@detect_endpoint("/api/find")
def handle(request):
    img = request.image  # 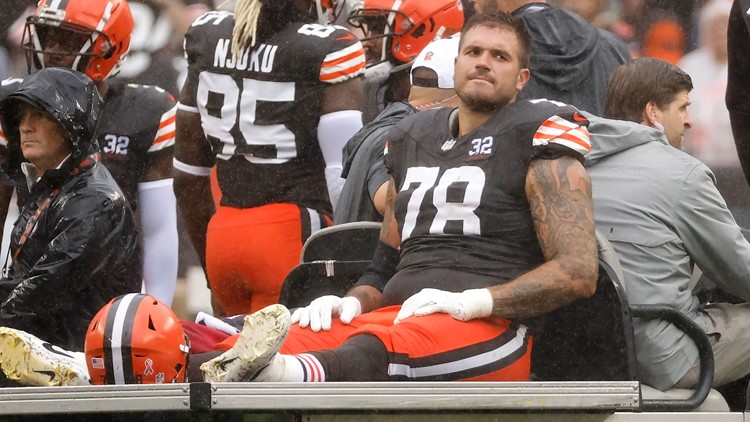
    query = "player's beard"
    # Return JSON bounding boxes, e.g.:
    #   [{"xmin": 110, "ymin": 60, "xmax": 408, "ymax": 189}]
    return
[{"xmin": 460, "ymin": 91, "xmax": 514, "ymax": 115}]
